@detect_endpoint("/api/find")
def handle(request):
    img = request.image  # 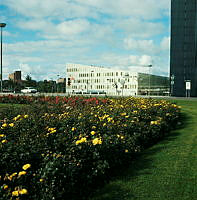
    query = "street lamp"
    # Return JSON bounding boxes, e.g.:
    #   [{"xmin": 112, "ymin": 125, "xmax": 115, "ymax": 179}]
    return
[
  {"xmin": 120, "ymin": 79, "xmax": 125, "ymax": 97},
  {"xmin": 0, "ymin": 23, "xmax": 6, "ymax": 93},
  {"xmin": 107, "ymin": 78, "xmax": 118, "ymax": 96},
  {"xmin": 87, "ymin": 70, "xmax": 94, "ymax": 94},
  {"xmin": 140, "ymin": 64, "xmax": 152, "ymax": 96},
  {"xmin": 147, "ymin": 64, "xmax": 152, "ymax": 96},
  {"xmin": 57, "ymin": 74, "xmax": 60, "ymax": 93}
]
